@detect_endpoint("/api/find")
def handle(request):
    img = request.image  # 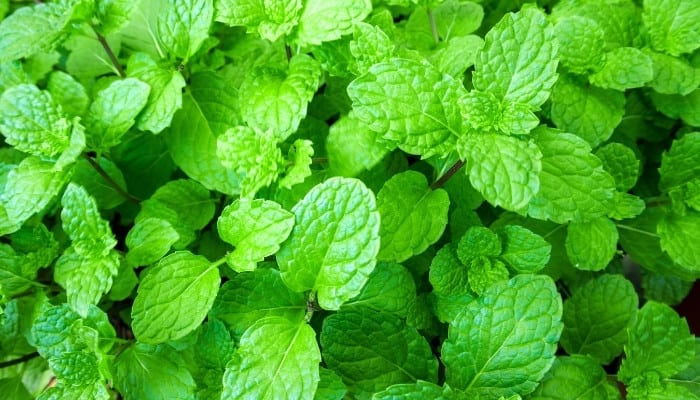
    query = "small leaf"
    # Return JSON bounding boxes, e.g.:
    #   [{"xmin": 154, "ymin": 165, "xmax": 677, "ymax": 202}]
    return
[
  {"xmin": 553, "ymin": 16, "xmax": 606, "ymax": 75},
  {"xmin": 156, "ymin": 0, "xmax": 214, "ymax": 60},
  {"xmin": 497, "ymin": 225, "xmax": 551, "ymax": 273},
  {"xmin": 565, "ymin": 217, "xmax": 619, "ymax": 271},
  {"xmin": 342, "ymin": 262, "xmax": 416, "ymax": 317},
  {"xmin": 0, "ymin": 3, "xmax": 73, "ymax": 62},
  {"xmin": 589, "ymin": 47, "xmax": 653, "ymax": 91},
  {"xmin": 293, "ymin": 0, "xmax": 372, "ymax": 46},
  {"xmin": 61, "ymin": 183, "xmax": 117, "ymax": 258},
  {"xmin": 125, "ymin": 218, "xmax": 180, "ymax": 267},
  {"xmin": 643, "ymin": 0, "xmax": 700, "ymax": 56},
  {"xmin": 529, "ymin": 355, "xmax": 615, "ymax": 400}
]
